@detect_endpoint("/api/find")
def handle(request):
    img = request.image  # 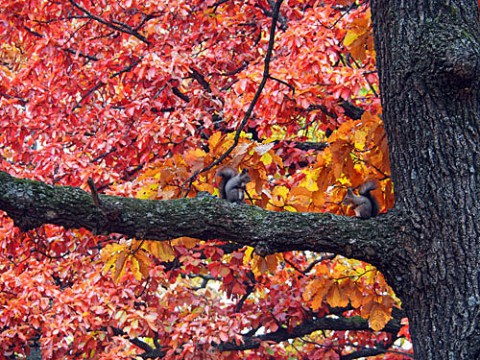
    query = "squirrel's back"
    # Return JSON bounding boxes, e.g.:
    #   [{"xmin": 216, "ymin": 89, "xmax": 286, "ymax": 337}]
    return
[
  {"xmin": 218, "ymin": 167, "xmax": 238, "ymax": 199},
  {"xmin": 358, "ymin": 181, "xmax": 380, "ymax": 217}
]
